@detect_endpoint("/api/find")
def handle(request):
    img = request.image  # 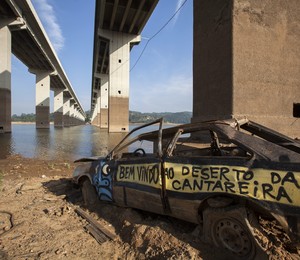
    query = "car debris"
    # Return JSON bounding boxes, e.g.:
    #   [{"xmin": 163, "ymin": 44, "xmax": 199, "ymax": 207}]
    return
[
  {"xmin": 73, "ymin": 118, "xmax": 300, "ymax": 258},
  {"xmin": 75, "ymin": 208, "xmax": 116, "ymax": 243}
]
